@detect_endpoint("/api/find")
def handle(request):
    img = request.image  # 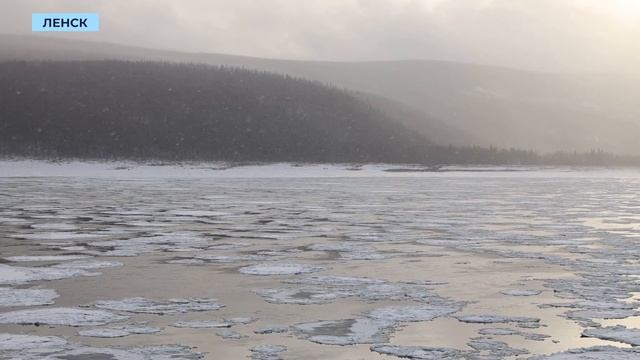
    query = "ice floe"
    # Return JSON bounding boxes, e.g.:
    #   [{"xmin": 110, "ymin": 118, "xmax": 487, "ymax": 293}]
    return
[
  {"xmin": 239, "ymin": 263, "xmax": 326, "ymax": 276},
  {"xmin": 165, "ymin": 258, "xmax": 206, "ymax": 265},
  {"xmin": 339, "ymin": 250, "xmax": 391, "ymax": 260},
  {"xmin": 192, "ymin": 254, "xmax": 270, "ymax": 263},
  {"xmin": 541, "ymin": 299, "xmax": 640, "ymax": 326},
  {"xmin": 477, "ymin": 327, "xmax": 520, "ymax": 336},
  {"xmin": 562, "ymin": 308, "xmax": 639, "ymax": 328},
  {"xmin": 250, "ymin": 344, "xmax": 286, "ymax": 360},
  {"xmin": 254, "ymin": 326, "xmax": 289, "ymax": 334},
  {"xmin": 91, "ymin": 297, "xmax": 223, "ymax": 314},
  {"xmin": 206, "ymin": 242, "xmax": 253, "ymax": 250},
  {"xmin": 306, "ymin": 243, "xmax": 371, "ymax": 252},
  {"xmin": 52, "ymin": 259, "xmax": 123, "ymax": 270},
  {"xmin": 12, "ymin": 232, "xmax": 107, "ymax": 241},
  {"xmin": 478, "ymin": 327, "xmax": 550, "ymax": 341},
  {"xmin": 0, "ymin": 288, "xmax": 203, "ymax": 359},
  {"xmin": 294, "ymin": 301, "xmax": 463, "ymax": 346},
  {"xmin": 455, "ymin": 314, "xmax": 540, "ymax": 325},
  {"xmin": 57, "ymin": 245, "xmax": 88, "ymax": 251},
  {"xmin": 216, "ymin": 329, "xmax": 246, "ymax": 339},
  {"xmin": 7, "ymin": 343, "xmax": 203, "ymax": 360},
  {"xmin": 293, "ymin": 318, "xmax": 393, "ymax": 345},
  {"xmin": 30, "ymin": 223, "xmax": 78, "ymax": 231},
  {"xmin": 370, "ymin": 344, "xmax": 466, "ymax": 359},
  {"xmin": 0, "ymin": 287, "xmax": 59, "ymax": 307},
  {"xmin": 306, "ymin": 242, "xmax": 394, "ymax": 260},
  {"xmin": 366, "ymin": 304, "xmax": 462, "ymax": 322},
  {"xmin": 0, "ymin": 264, "xmax": 93, "ymax": 285},
  {"xmin": 256, "ymin": 275, "xmax": 449, "ymax": 305},
  {"xmin": 169, "ymin": 210, "xmax": 227, "ymax": 217},
  {"xmin": 530, "ymin": 346, "xmax": 640, "ymax": 359},
  {"xmin": 467, "ymin": 337, "xmax": 528, "ymax": 357},
  {"xmin": 0, "ymin": 307, "xmax": 128, "ymax": 326},
  {"xmin": 79, "ymin": 324, "xmax": 161, "ymax": 338},
  {"xmin": 4, "ymin": 255, "xmax": 92, "ymax": 262},
  {"xmin": 500, "ymin": 289, "xmax": 542, "ymax": 296},
  {"xmin": 256, "ymin": 287, "xmax": 348, "ymax": 305},
  {"xmin": 0, "ymin": 217, "xmax": 29, "ymax": 225},
  {"xmin": 289, "ymin": 275, "xmax": 385, "ymax": 286},
  {"xmin": 87, "ymin": 233, "xmax": 211, "ymax": 257},
  {"xmin": 223, "ymin": 316, "xmax": 256, "ymax": 325},
  {"xmin": 582, "ymin": 325, "xmax": 640, "ymax": 346},
  {"xmin": 0, "ymin": 333, "xmax": 68, "ymax": 351},
  {"xmin": 172, "ymin": 320, "xmax": 231, "ymax": 328}
]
